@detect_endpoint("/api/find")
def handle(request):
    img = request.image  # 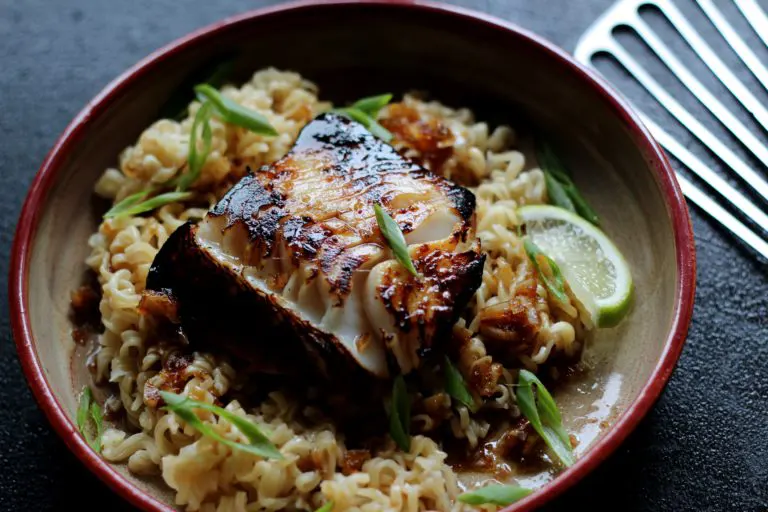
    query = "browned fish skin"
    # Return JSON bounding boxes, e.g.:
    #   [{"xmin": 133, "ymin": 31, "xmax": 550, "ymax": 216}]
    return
[
  {"xmin": 208, "ymin": 113, "xmax": 476, "ymax": 301},
  {"xmin": 145, "ymin": 113, "xmax": 484, "ymax": 380},
  {"xmin": 144, "ymin": 223, "xmax": 317, "ymax": 377}
]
